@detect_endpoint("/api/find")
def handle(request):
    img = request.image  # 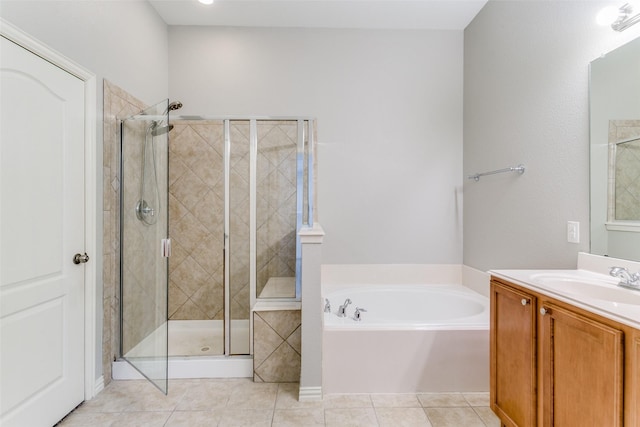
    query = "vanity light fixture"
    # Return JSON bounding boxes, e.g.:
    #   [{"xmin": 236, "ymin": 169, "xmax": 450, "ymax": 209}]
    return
[
  {"xmin": 611, "ymin": 3, "xmax": 640, "ymax": 31},
  {"xmin": 198, "ymin": 0, "xmax": 214, "ymax": 5}
]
